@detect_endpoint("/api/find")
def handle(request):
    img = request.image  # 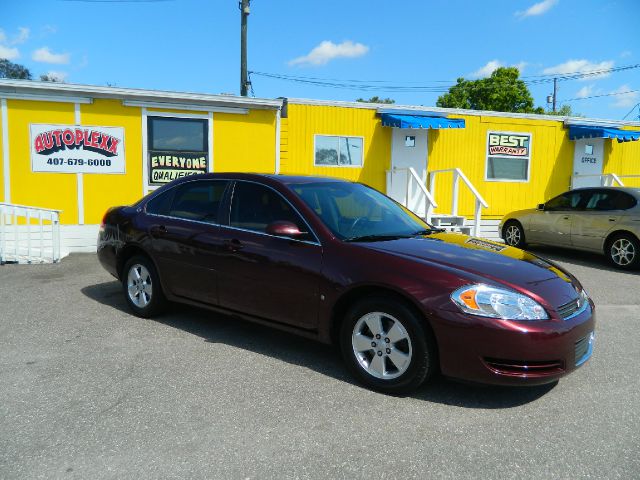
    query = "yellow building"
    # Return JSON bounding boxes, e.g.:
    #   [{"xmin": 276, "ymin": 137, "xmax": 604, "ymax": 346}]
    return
[{"xmin": 1, "ymin": 79, "xmax": 639, "ymax": 257}]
